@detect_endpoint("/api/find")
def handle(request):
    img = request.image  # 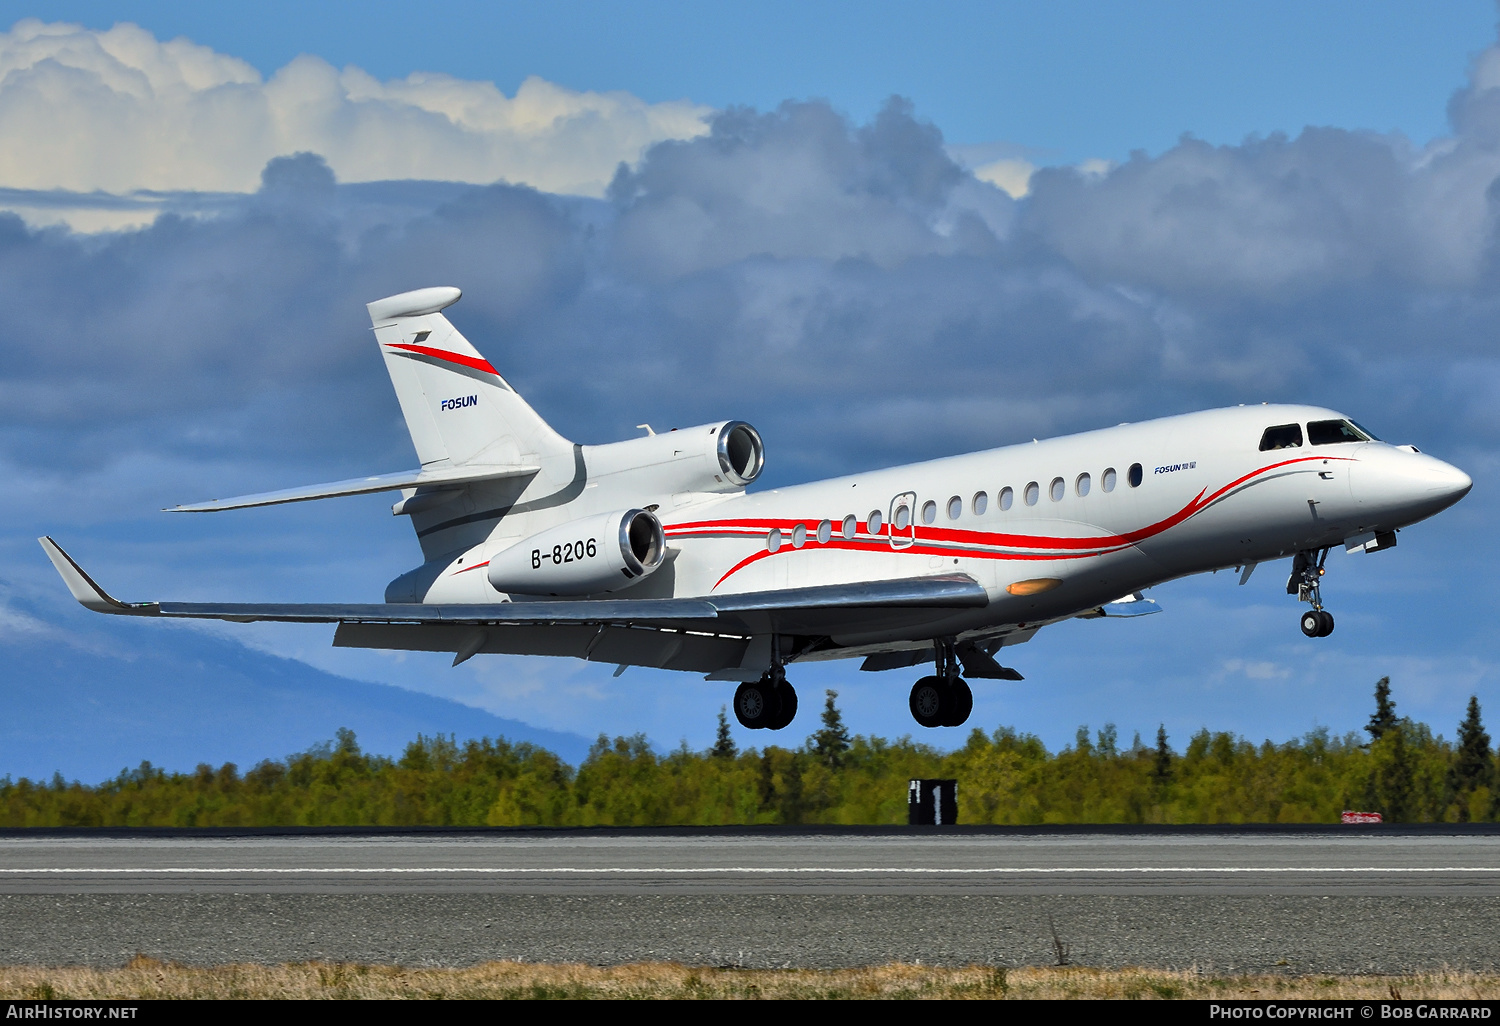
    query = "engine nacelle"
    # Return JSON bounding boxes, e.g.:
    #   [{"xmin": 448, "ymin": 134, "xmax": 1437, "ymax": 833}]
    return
[
  {"xmin": 486, "ymin": 509, "xmax": 666, "ymax": 596},
  {"xmin": 585, "ymin": 420, "xmax": 765, "ymax": 496}
]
